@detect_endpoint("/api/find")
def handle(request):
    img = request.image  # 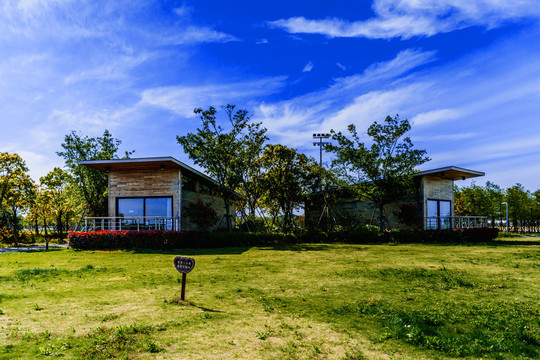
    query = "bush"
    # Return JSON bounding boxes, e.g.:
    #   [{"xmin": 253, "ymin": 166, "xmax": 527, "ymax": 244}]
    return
[
  {"xmin": 67, "ymin": 230, "xmax": 302, "ymax": 250},
  {"xmin": 68, "ymin": 227, "xmax": 499, "ymax": 250}
]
